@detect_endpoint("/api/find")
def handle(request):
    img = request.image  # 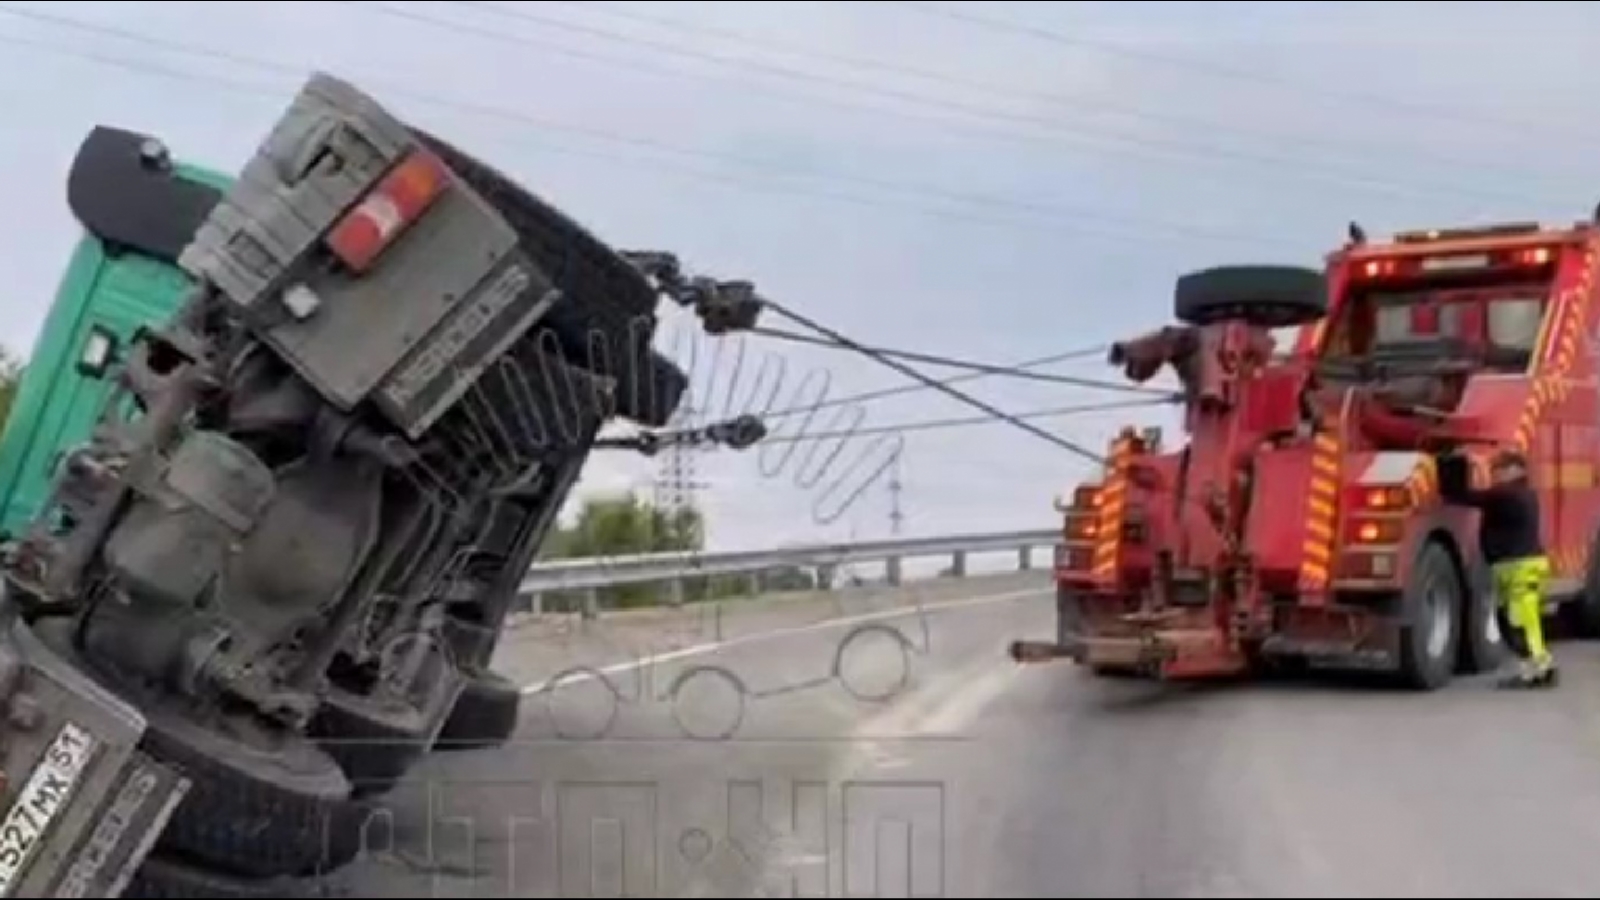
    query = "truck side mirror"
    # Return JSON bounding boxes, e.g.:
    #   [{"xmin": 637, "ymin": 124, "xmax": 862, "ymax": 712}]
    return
[{"xmin": 76, "ymin": 325, "xmax": 119, "ymax": 379}]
